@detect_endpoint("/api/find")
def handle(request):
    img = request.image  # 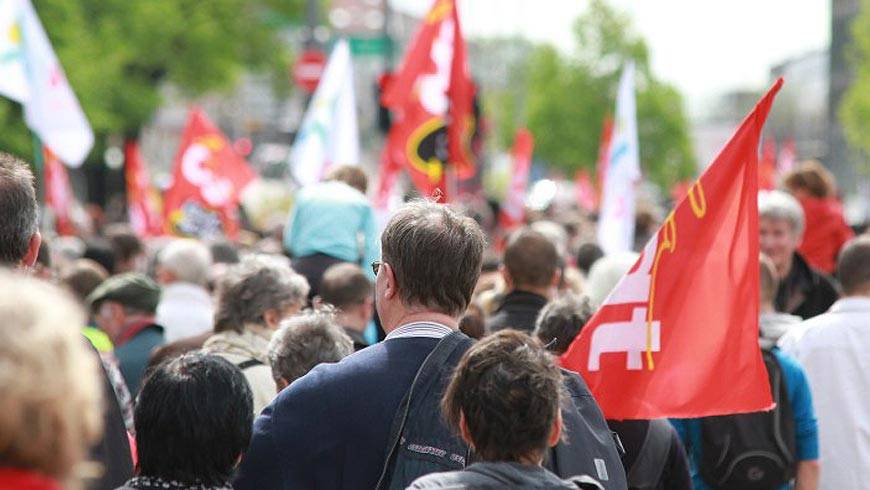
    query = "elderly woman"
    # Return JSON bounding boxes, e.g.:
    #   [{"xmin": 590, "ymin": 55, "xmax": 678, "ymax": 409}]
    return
[
  {"xmin": 0, "ymin": 272, "xmax": 103, "ymax": 490},
  {"xmin": 759, "ymin": 190, "xmax": 838, "ymax": 319},
  {"xmin": 267, "ymin": 307, "xmax": 354, "ymax": 391},
  {"xmin": 115, "ymin": 353, "xmax": 253, "ymax": 490},
  {"xmin": 203, "ymin": 255, "xmax": 309, "ymax": 414}
]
